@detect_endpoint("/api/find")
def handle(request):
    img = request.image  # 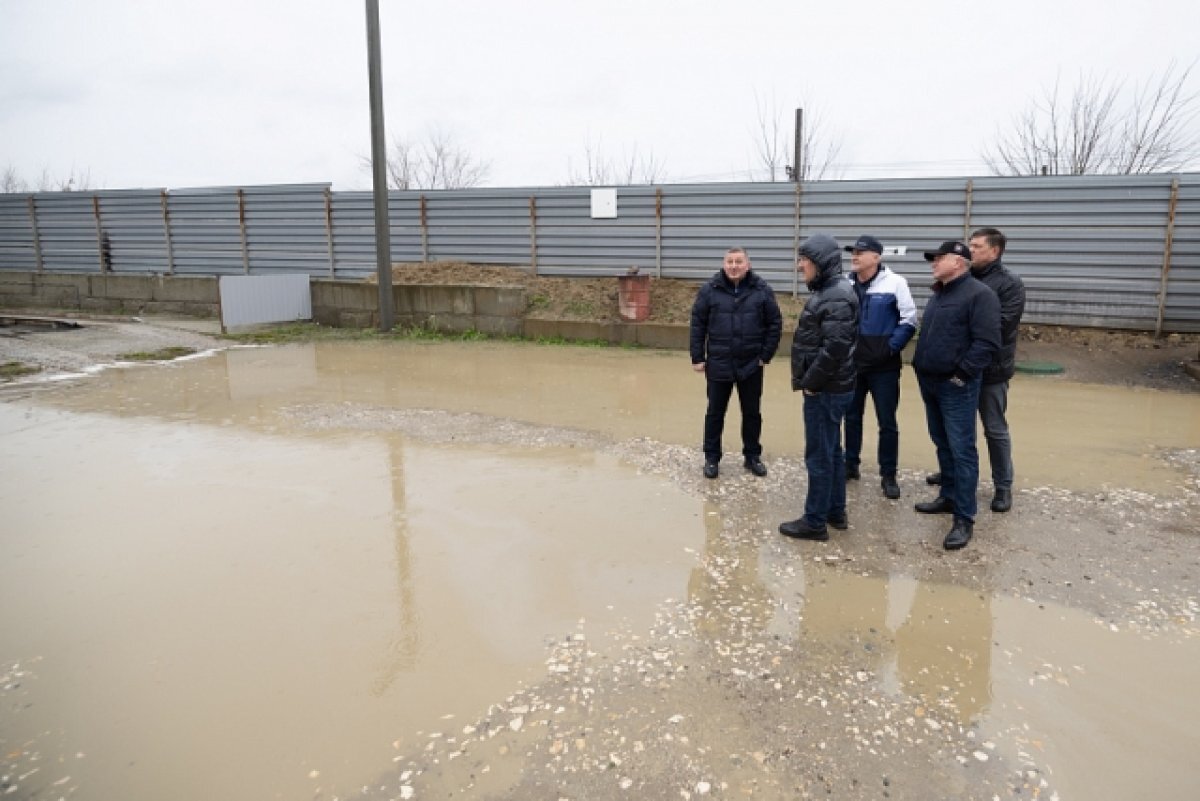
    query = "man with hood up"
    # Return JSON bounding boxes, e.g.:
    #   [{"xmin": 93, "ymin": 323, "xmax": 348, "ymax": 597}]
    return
[{"xmin": 779, "ymin": 234, "xmax": 860, "ymax": 541}]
